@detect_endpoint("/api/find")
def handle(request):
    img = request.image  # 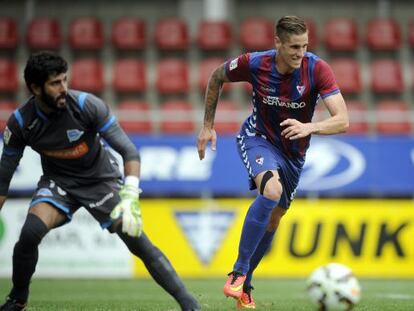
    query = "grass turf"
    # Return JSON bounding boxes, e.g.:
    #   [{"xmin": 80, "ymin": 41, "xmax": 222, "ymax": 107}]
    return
[{"xmin": 1, "ymin": 278, "xmax": 413, "ymax": 310}]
